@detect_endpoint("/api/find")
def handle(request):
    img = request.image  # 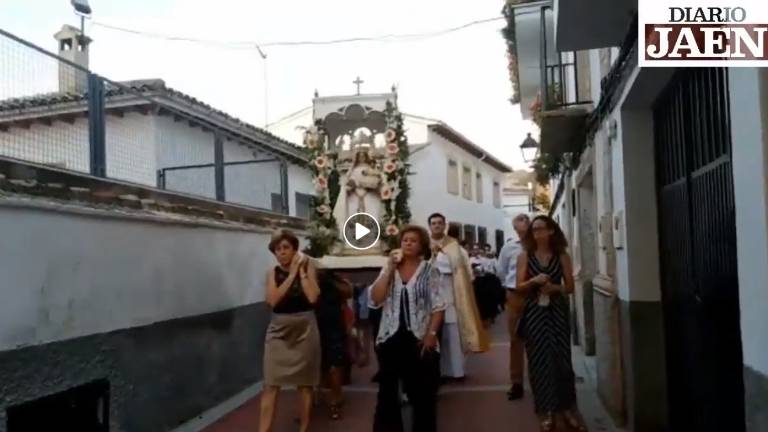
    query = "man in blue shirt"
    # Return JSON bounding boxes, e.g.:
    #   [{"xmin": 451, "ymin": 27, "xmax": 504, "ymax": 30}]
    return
[{"xmin": 496, "ymin": 213, "xmax": 531, "ymax": 400}]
